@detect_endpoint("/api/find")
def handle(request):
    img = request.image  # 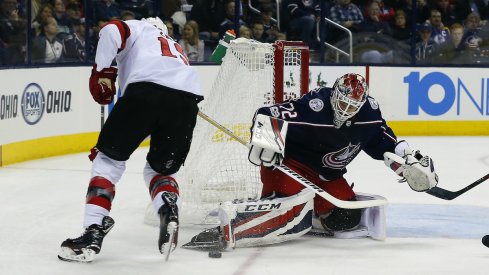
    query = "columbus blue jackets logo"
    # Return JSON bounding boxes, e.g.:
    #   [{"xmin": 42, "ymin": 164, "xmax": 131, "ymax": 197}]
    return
[
  {"xmin": 309, "ymin": 98, "xmax": 324, "ymax": 112},
  {"xmin": 322, "ymin": 143, "xmax": 361, "ymax": 169}
]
